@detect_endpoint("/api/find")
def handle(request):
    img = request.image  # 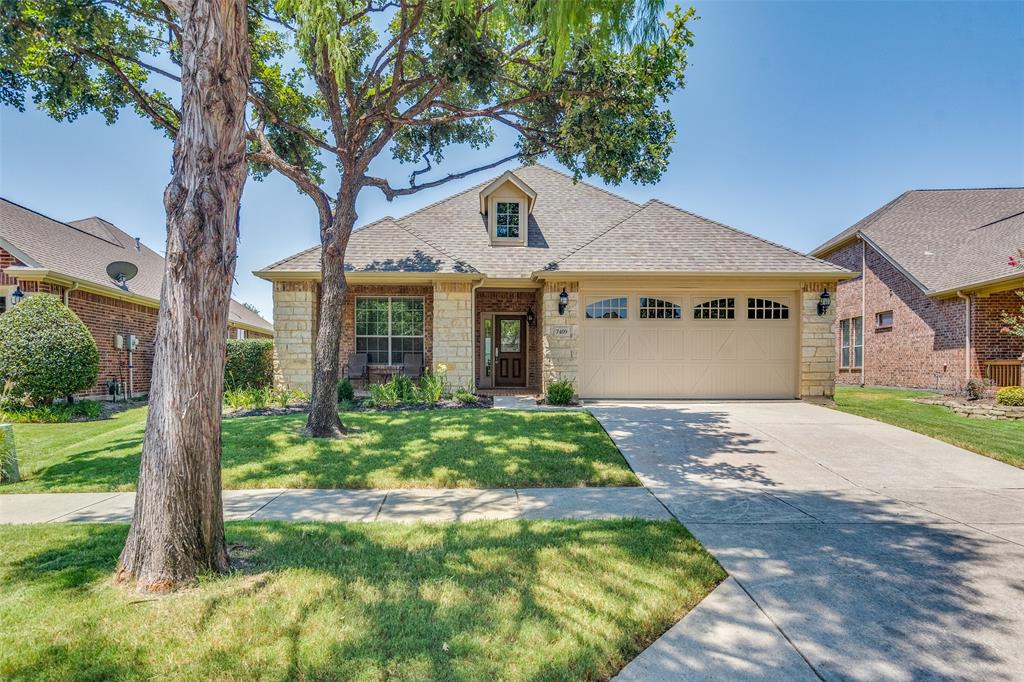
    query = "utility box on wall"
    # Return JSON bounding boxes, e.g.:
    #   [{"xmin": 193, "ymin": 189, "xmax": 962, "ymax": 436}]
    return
[
  {"xmin": 114, "ymin": 334, "xmax": 124, "ymax": 350},
  {"xmin": 126, "ymin": 335, "xmax": 139, "ymax": 351}
]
